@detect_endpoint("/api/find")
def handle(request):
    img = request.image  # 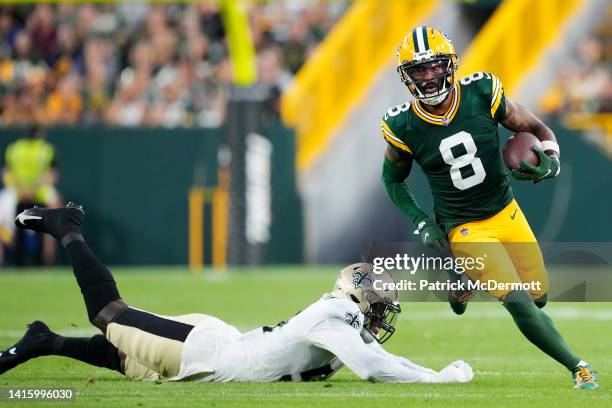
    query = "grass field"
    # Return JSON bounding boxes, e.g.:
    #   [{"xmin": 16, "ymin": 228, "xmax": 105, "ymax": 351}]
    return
[{"xmin": 0, "ymin": 266, "xmax": 609, "ymax": 407}]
